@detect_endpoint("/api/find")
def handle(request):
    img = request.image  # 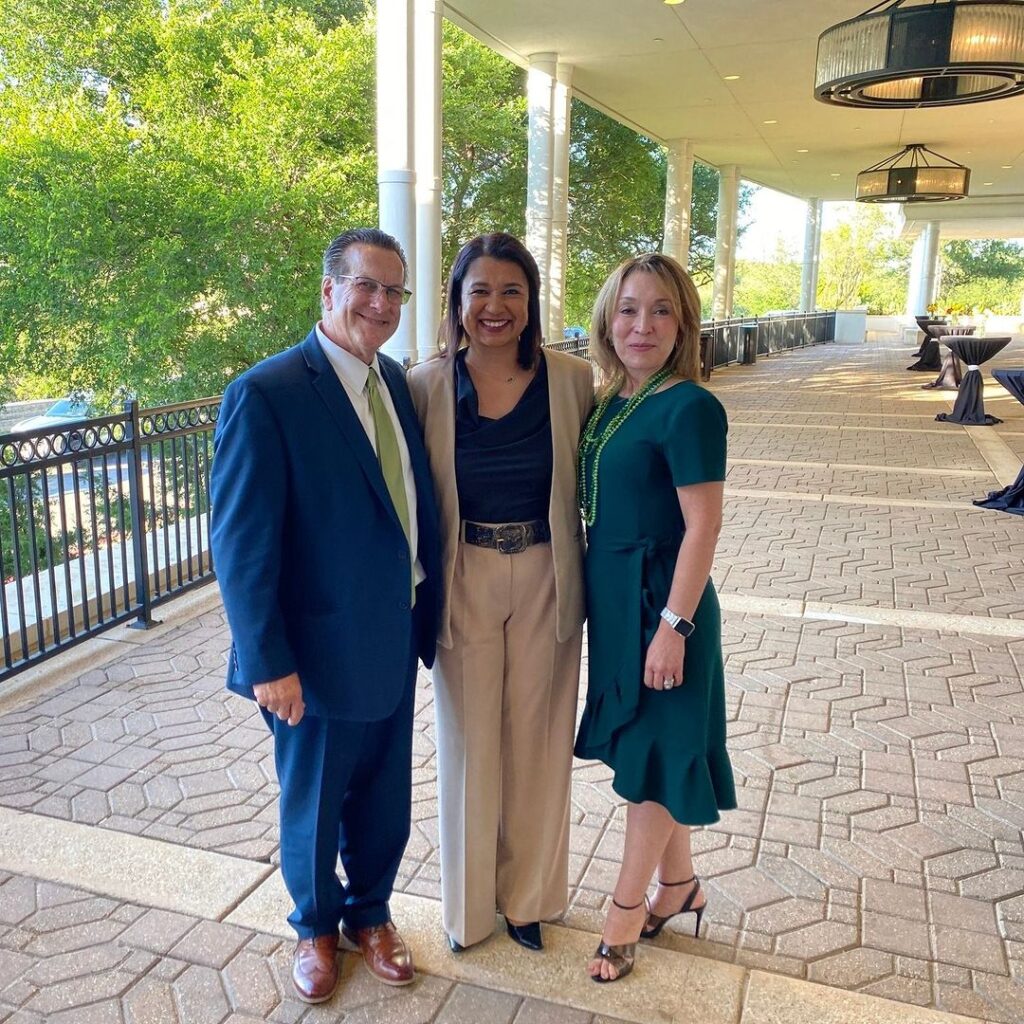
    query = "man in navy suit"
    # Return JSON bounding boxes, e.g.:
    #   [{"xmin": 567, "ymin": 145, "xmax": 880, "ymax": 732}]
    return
[{"xmin": 211, "ymin": 228, "xmax": 441, "ymax": 1004}]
